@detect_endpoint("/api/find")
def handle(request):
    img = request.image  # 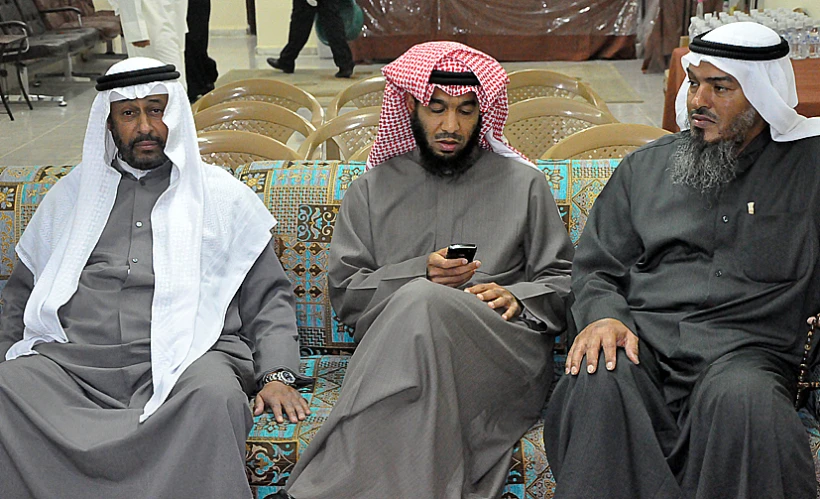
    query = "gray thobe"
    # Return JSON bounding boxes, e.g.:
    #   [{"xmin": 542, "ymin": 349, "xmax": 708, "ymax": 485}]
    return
[
  {"xmin": 0, "ymin": 161, "xmax": 300, "ymax": 498},
  {"xmin": 286, "ymin": 149, "xmax": 574, "ymax": 499},
  {"xmin": 545, "ymin": 130, "xmax": 820, "ymax": 499}
]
